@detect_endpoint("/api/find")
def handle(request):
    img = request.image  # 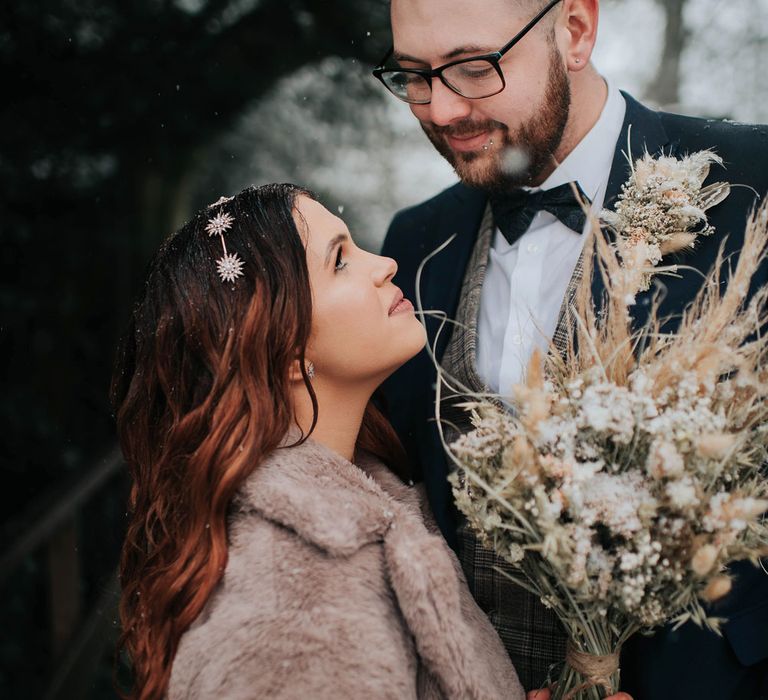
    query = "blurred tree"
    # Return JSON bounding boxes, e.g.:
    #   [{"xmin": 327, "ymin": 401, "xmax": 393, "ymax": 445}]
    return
[
  {"xmin": 646, "ymin": 0, "xmax": 689, "ymax": 106},
  {"xmin": 601, "ymin": 0, "xmax": 768, "ymax": 120},
  {"xmin": 681, "ymin": 0, "xmax": 768, "ymax": 122}
]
